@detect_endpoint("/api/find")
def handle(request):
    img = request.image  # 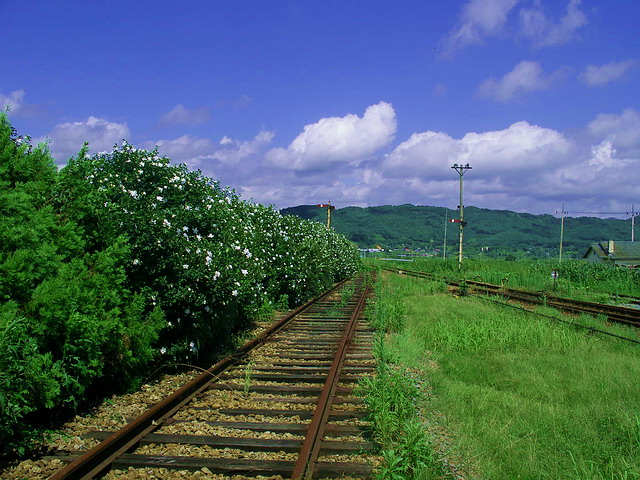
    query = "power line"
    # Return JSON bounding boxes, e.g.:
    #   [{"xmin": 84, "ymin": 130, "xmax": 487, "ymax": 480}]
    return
[{"xmin": 451, "ymin": 163, "xmax": 472, "ymax": 269}]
